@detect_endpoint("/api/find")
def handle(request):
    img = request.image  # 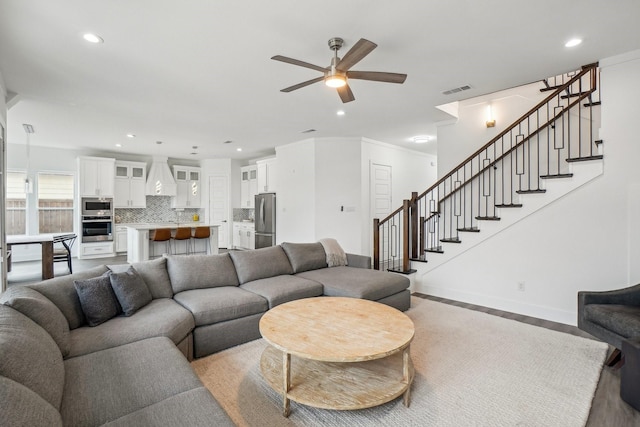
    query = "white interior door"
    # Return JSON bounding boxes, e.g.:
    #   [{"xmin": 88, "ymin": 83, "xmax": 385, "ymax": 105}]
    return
[
  {"xmin": 370, "ymin": 163, "xmax": 392, "ymax": 264},
  {"xmin": 209, "ymin": 175, "xmax": 229, "ymax": 248}
]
